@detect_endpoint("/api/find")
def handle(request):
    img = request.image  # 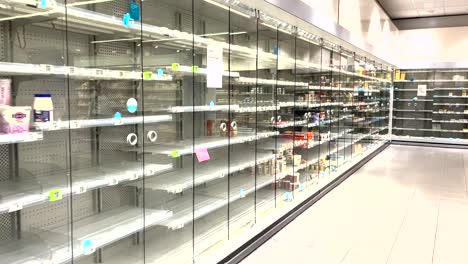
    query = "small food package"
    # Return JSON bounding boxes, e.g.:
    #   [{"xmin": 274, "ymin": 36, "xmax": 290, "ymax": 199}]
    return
[
  {"xmin": 293, "ymin": 155, "xmax": 302, "ymax": 166},
  {"xmin": 286, "ymin": 173, "xmax": 300, "ymax": 184},
  {"xmin": 0, "ymin": 79, "xmax": 11, "ymax": 105},
  {"xmin": 276, "ymin": 157, "xmax": 287, "ymax": 173},
  {"xmin": 0, "ymin": 105, "xmax": 31, "ymax": 134},
  {"xmin": 0, "ymin": 106, "xmax": 31, "ymax": 134}
]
